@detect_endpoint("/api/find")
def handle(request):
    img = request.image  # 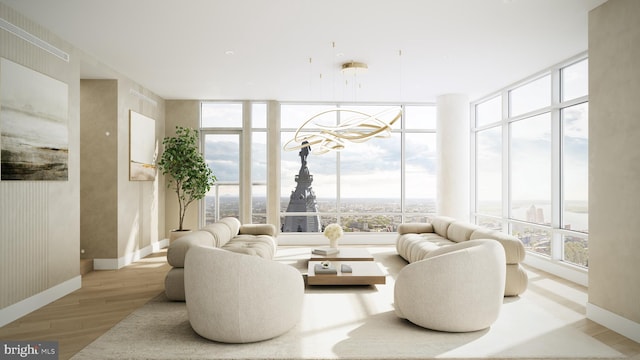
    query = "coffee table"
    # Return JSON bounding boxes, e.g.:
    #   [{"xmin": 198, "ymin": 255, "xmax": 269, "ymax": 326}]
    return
[
  {"xmin": 309, "ymin": 247, "xmax": 374, "ymax": 261},
  {"xmin": 307, "ymin": 260, "xmax": 386, "ymax": 286}
]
